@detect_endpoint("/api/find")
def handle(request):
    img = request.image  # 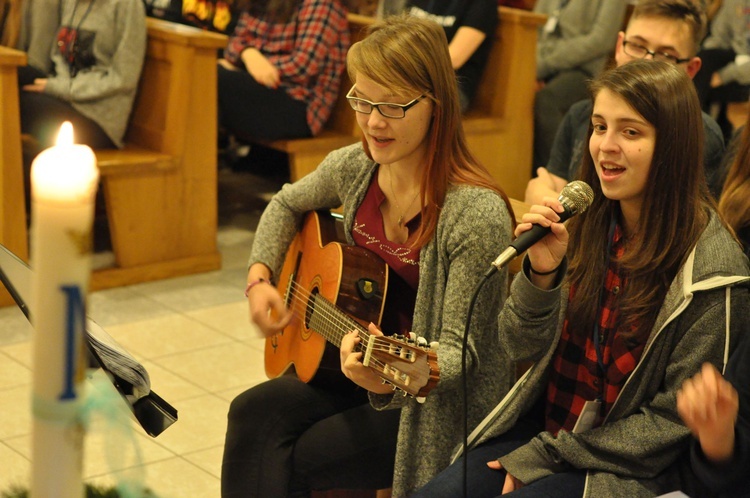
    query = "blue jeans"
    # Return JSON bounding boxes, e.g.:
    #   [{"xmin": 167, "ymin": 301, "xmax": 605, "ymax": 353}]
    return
[{"xmin": 411, "ymin": 419, "xmax": 585, "ymax": 498}]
